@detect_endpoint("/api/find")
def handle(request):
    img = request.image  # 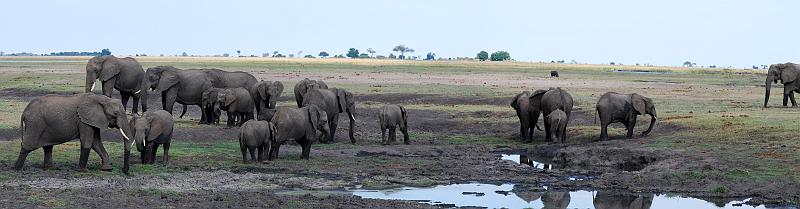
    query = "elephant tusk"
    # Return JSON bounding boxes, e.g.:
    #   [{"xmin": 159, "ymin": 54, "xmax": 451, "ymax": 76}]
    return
[
  {"xmin": 350, "ymin": 114, "xmax": 356, "ymax": 121},
  {"xmin": 119, "ymin": 129, "xmax": 130, "ymax": 140},
  {"xmin": 135, "ymin": 90, "xmax": 141, "ymax": 94},
  {"xmin": 653, "ymin": 116, "xmax": 658, "ymax": 120},
  {"xmin": 90, "ymin": 82, "xmax": 96, "ymax": 92}
]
